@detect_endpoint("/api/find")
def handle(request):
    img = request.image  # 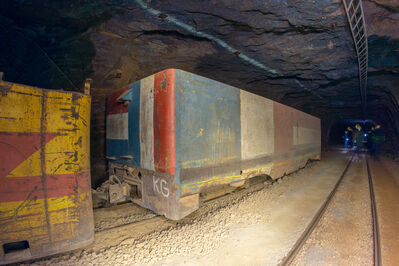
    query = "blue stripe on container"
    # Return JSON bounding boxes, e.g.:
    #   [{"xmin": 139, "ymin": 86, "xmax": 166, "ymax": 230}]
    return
[
  {"xmin": 128, "ymin": 81, "xmax": 141, "ymax": 167},
  {"xmin": 174, "ymin": 69, "xmax": 241, "ymax": 185},
  {"xmin": 106, "ymin": 139, "xmax": 130, "ymax": 165}
]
